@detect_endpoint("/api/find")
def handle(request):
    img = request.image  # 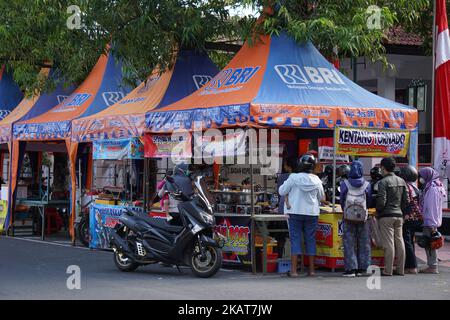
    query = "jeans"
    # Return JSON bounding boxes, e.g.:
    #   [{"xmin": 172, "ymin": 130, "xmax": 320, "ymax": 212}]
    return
[
  {"xmin": 343, "ymin": 221, "xmax": 371, "ymax": 271},
  {"xmin": 423, "ymin": 227, "xmax": 438, "ymax": 267},
  {"xmin": 379, "ymin": 217, "xmax": 406, "ymax": 275},
  {"xmin": 288, "ymin": 214, "xmax": 318, "ymax": 256},
  {"xmin": 403, "ymin": 220, "xmax": 422, "ymax": 269}
]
